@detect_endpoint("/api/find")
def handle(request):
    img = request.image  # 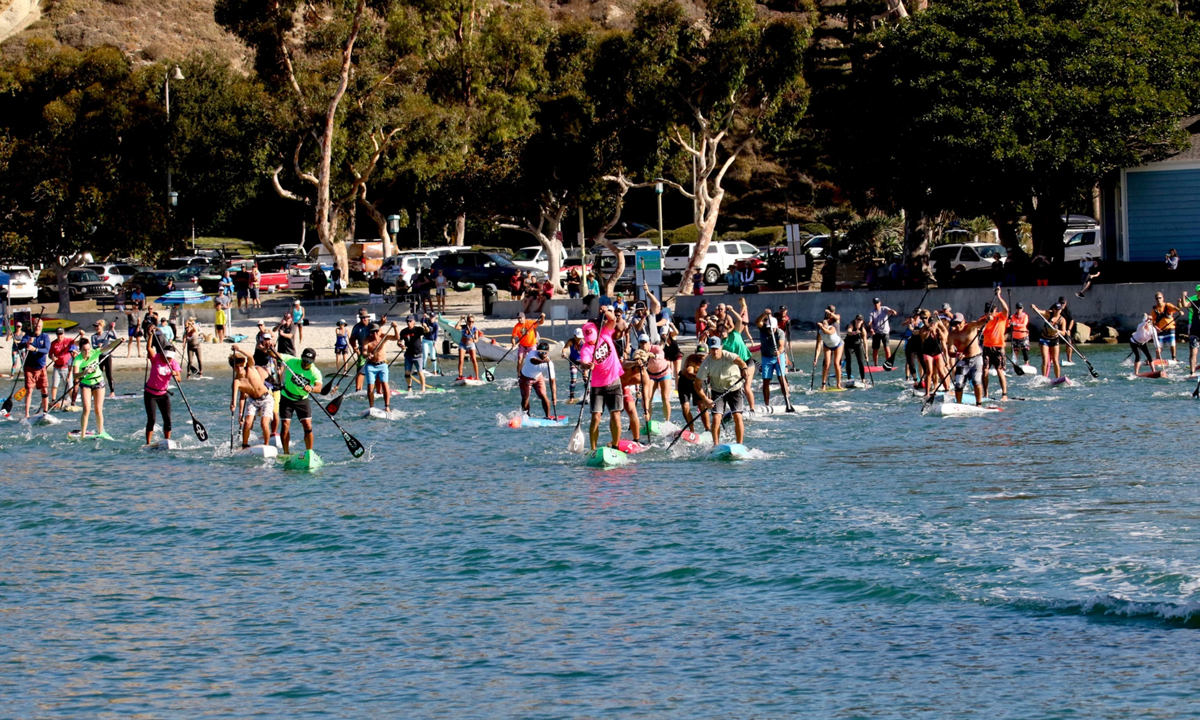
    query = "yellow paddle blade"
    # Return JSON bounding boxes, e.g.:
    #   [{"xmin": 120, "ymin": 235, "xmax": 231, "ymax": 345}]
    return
[{"xmin": 14, "ymin": 388, "xmax": 27, "ymax": 402}]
